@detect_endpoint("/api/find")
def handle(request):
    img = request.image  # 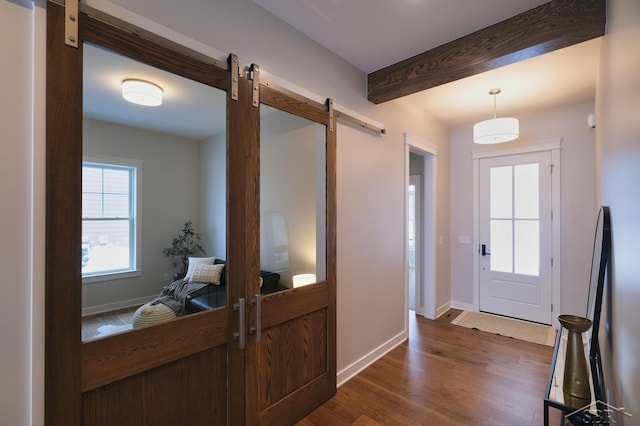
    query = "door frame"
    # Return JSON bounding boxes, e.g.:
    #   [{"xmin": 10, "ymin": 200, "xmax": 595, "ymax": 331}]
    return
[
  {"xmin": 472, "ymin": 138, "xmax": 562, "ymax": 327},
  {"xmin": 404, "ymin": 133, "xmax": 437, "ymax": 321}
]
